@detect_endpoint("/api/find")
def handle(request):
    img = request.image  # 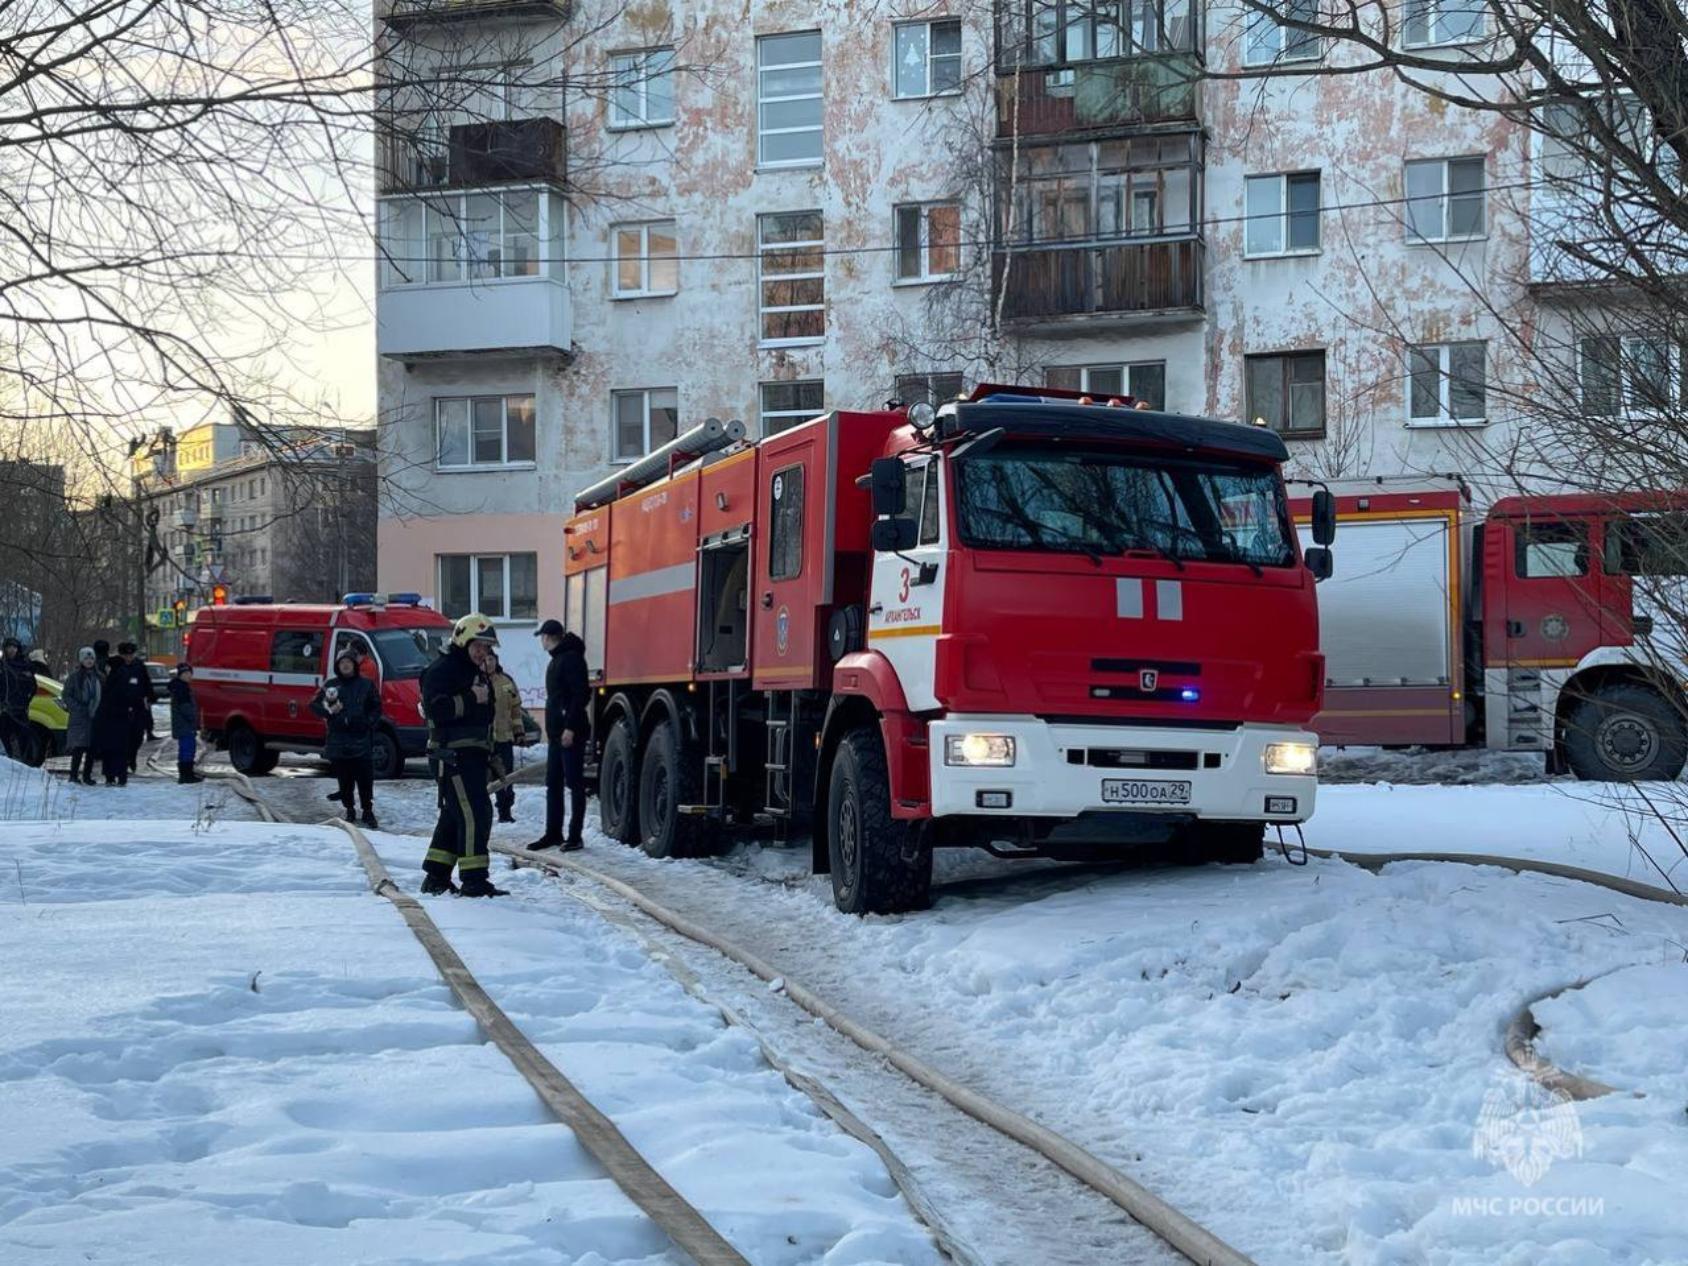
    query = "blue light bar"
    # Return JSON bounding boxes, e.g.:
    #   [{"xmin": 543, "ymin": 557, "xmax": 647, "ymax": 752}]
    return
[
  {"xmin": 1180, "ymin": 688, "xmax": 1201, "ymax": 702},
  {"xmin": 341, "ymin": 591, "xmax": 423, "ymax": 608}
]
